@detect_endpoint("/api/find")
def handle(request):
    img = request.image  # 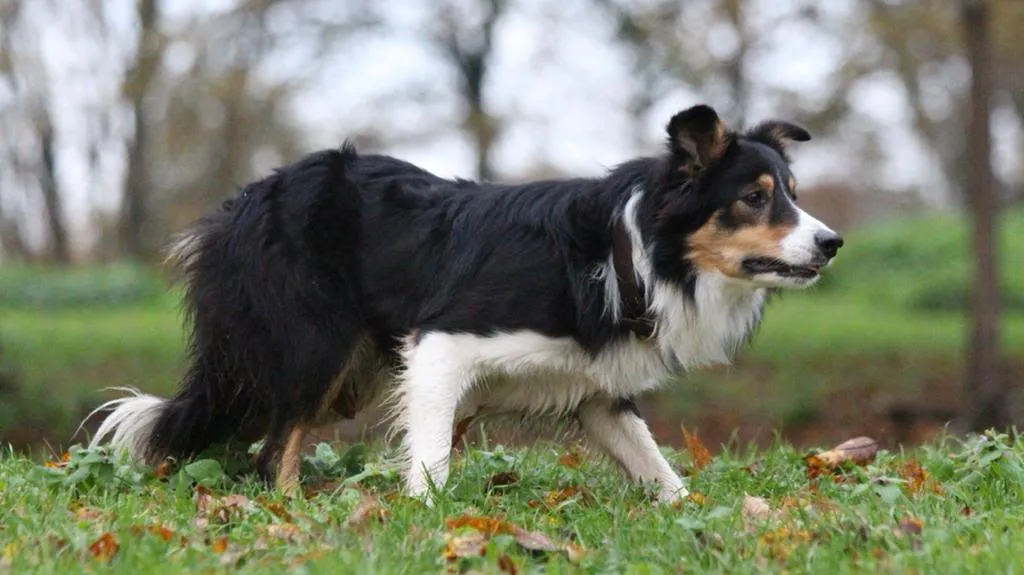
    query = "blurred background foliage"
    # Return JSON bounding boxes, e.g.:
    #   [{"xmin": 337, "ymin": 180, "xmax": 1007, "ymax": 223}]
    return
[{"xmin": 0, "ymin": 0, "xmax": 1021, "ymax": 454}]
